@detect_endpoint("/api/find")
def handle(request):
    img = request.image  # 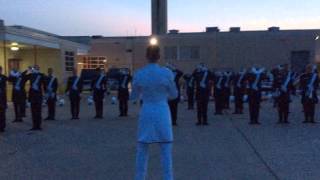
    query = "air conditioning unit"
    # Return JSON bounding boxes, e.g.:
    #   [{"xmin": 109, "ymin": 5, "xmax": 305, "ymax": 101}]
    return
[
  {"xmin": 268, "ymin": 27, "xmax": 280, "ymax": 32},
  {"xmin": 206, "ymin": 27, "xmax": 220, "ymax": 33},
  {"xmin": 230, "ymin": 27, "xmax": 241, "ymax": 33}
]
